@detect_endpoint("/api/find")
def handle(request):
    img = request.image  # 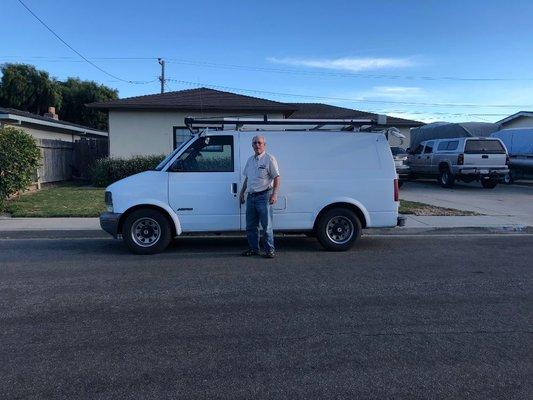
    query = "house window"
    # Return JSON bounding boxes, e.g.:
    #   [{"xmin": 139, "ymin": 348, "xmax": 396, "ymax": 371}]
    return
[{"xmin": 173, "ymin": 127, "xmax": 194, "ymax": 149}]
